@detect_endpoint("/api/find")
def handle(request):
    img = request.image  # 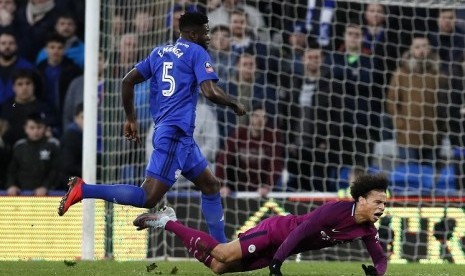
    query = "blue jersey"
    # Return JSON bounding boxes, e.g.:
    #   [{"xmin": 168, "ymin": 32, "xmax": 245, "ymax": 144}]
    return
[{"xmin": 135, "ymin": 38, "xmax": 219, "ymax": 136}]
